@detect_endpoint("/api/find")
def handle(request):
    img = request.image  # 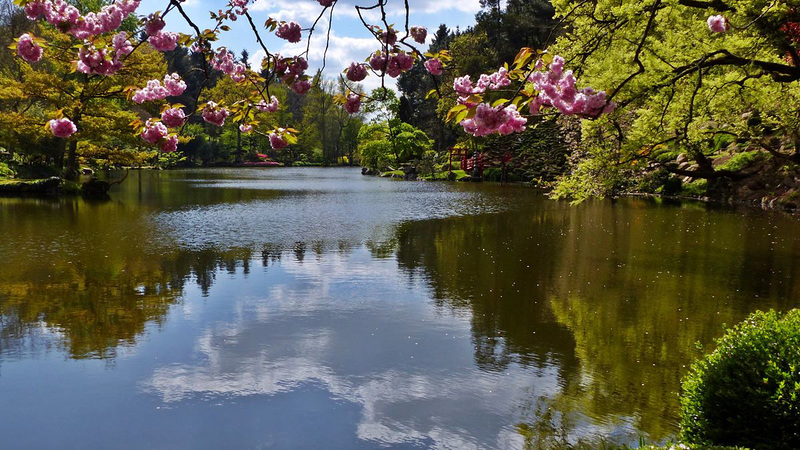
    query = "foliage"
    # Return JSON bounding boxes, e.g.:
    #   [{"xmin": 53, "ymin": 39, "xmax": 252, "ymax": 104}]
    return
[
  {"xmin": 0, "ymin": 15, "xmax": 165, "ymax": 177},
  {"xmin": 357, "ymin": 120, "xmax": 432, "ymax": 171},
  {"xmin": 0, "ymin": 160, "xmax": 14, "ymax": 177},
  {"xmin": 716, "ymin": 151, "xmax": 766, "ymax": 172},
  {"xmin": 680, "ymin": 309, "xmax": 800, "ymax": 449},
  {"xmin": 547, "ymin": 0, "xmax": 800, "ymax": 199}
]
